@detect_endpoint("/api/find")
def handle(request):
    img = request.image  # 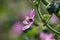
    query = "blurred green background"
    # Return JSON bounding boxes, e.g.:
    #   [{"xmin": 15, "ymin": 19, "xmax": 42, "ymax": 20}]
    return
[{"xmin": 0, "ymin": 0, "xmax": 60, "ymax": 40}]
